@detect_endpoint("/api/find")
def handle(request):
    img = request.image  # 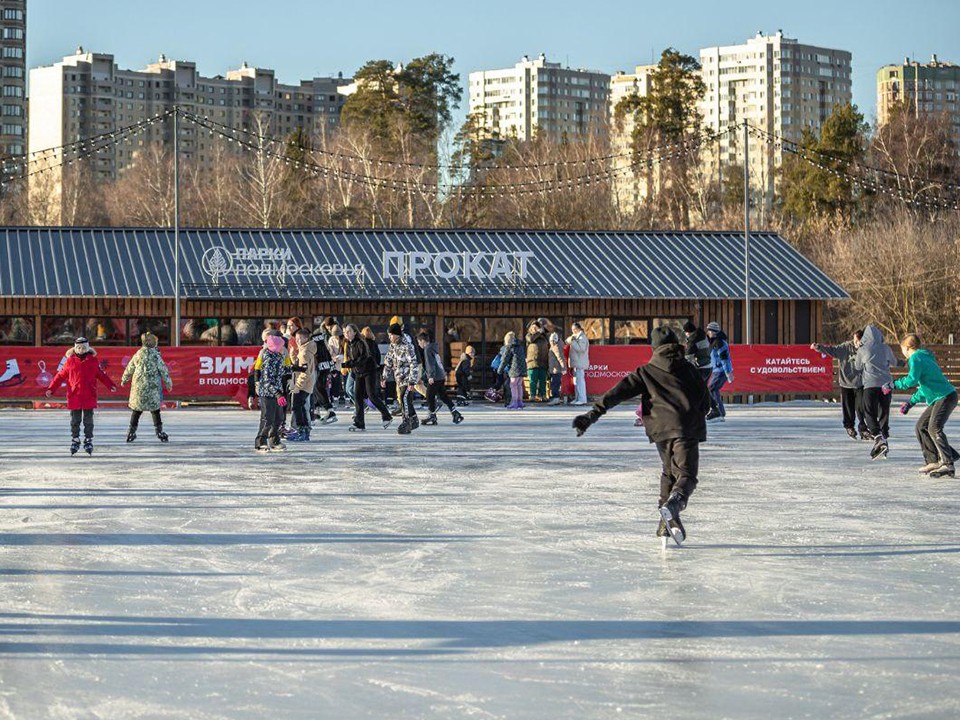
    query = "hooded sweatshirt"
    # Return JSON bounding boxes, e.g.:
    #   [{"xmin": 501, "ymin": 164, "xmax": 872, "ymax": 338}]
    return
[
  {"xmin": 591, "ymin": 343, "xmax": 710, "ymax": 443},
  {"xmin": 819, "ymin": 340, "xmax": 863, "ymax": 389},
  {"xmin": 421, "ymin": 341, "xmax": 446, "ymax": 382},
  {"xmin": 894, "ymin": 348, "xmax": 957, "ymax": 406},
  {"xmin": 854, "ymin": 325, "xmax": 897, "ymax": 389},
  {"xmin": 709, "ymin": 331, "xmax": 733, "ymax": 376}
]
